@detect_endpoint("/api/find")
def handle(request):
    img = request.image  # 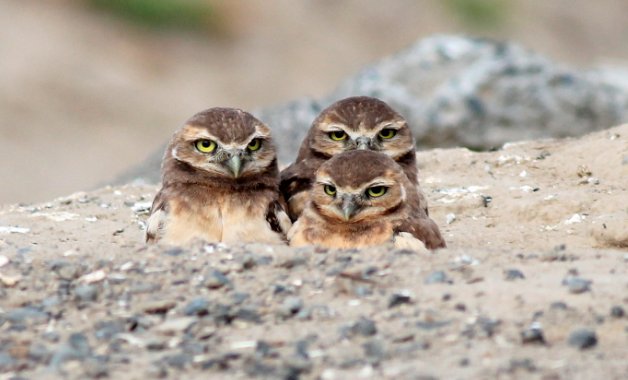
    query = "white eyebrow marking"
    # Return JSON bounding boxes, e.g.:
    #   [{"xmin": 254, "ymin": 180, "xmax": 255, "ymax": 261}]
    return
[{"xmin": 171, "ymin": 147, "xmax": 180, "ymax": 160}]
